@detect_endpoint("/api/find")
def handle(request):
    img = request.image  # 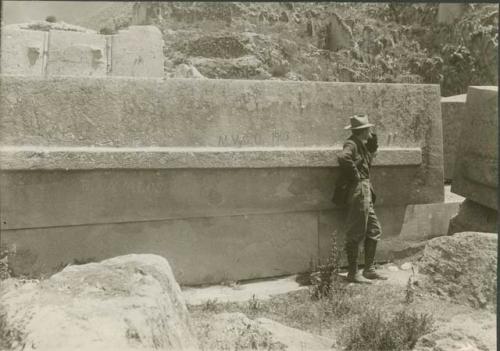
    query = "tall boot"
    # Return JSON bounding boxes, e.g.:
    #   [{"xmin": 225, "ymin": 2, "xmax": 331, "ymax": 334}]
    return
[
  {"xmin": 346, "ymin": 241, "xmax": 372, "ymax": 284},
  {"xmin": 363, "ymin": 238, "xmax": 387, "ymax": 280}
]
